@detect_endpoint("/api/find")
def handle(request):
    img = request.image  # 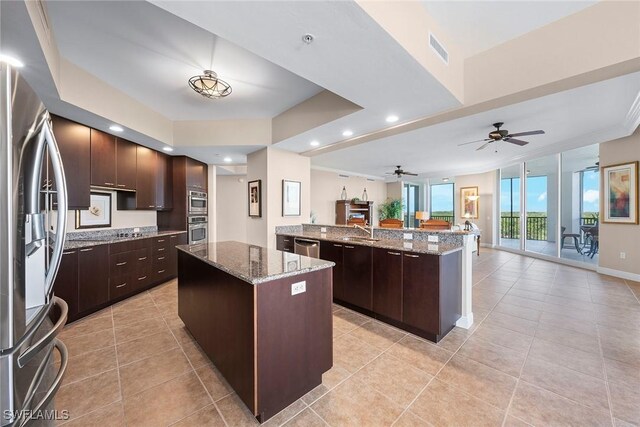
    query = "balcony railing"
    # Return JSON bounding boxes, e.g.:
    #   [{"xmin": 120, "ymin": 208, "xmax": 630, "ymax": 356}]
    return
[
  {"xmin": 430, "ymin": 215, "xmax": 454, "ymax": 225},
  {"xmin": 500, "ymin": 216, "xmax": 548, "ymax": 241}
]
